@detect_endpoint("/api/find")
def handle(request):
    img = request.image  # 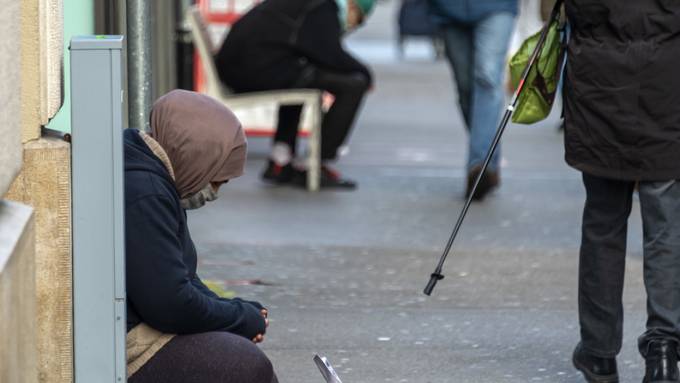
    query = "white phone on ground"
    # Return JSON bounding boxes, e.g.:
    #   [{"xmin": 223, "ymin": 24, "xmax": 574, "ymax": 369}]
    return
[{"xmin": 314, "ymin": 354, "xmax": 344, "ymax": 383}]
